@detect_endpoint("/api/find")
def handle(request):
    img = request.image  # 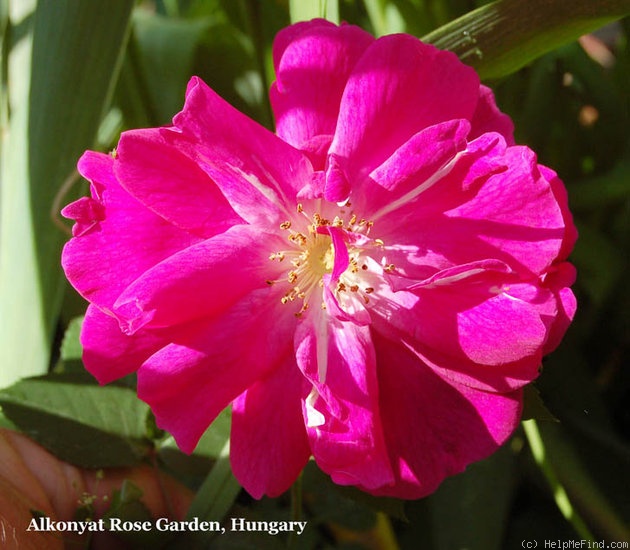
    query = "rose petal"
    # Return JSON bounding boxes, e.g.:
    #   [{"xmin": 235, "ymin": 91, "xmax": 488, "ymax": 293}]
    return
[
  {"xmin": 329, "ymin": 34, "xmax": 480, "ymax": 200},
  {"xmin": 138, "ymin": 290, "xmax": 296, "ymax": 453},
  {"xmin": 61, "ymin": 151, "xmax": 200, "ymax": 312},
  {"xmin": 231, "ymin": 356, "xmax": 310, "ymax": 498},
  {"xmin": 295, "ymin": 309, "xmax": 393, "ymax": 490},
  {"xmin": 115, "ymin": 128, "xmax": 243, "ymax": 238},
  {"xmin": 81, "ymin": 305, "xmax": 166, "ymax": 384},
  {"xmin": 271, "ymin": 20, "xmax": 374, "ymax": 168},
  {"xmin": 168, "ymin": 77, "xmax": 313, "ymax": 228},
  {"xmin": 113, "ymin": 225, "xmax": 287, "ymax": 333},
  {"xmin": 368, "ymin": 332, "xmax": 522, "ymax": 499},
  {"xmin": 469, "ymin": 85, "xmax": 515, "ymax": 145},
  {"xmin": 377, "ymin": 145, "xmax": 565, "ymax": 277}
]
